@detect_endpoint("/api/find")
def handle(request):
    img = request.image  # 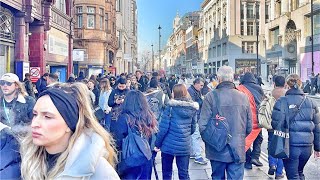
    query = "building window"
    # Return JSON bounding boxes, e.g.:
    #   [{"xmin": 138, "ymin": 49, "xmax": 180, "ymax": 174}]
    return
[
  {"xmin": 99, "ymin": 8, "xmax": 103, "ymax": 30},
  {"xmin": 76, "ymin": 7, "xmax": 83, "ymax": 28},
  {"xmin": 105, "ymin": 13, "xmax": 109, "ymax": 31},
  {"xmin": 247, "ymin": 4, "xmax": 254, "ymax": 19},
  {"xmin": 116, "ymin": 0, "xmax": 121, "ymax": 12},
  {"xmin": 217, "ymin": 45, "xmax": 221, "ymax": 57},
  {"xmin": 222, "ymin": 43, "xmax": 226, "ymax": 55},
  {"xmin": 255, "ymin": 3, "xmax": 260, "ymax": 19},
  {"xmin": 208, "ymin": 48, "xmax": 212, "ymax": 58},
  {"xmin": 266, "ymin": 4, "xmax": 269, "ymax": 21},
  {"xmin": 87, "ymin": 7, "xmax": 95, "ymax": 29},
  {"xmin": 241, "ymin": 4, "xmax": 244, "ymax": 19},
  {"xmin": 271, "ymin": 27, "xmax": 280, "ymax": 45},
  {"xmin": 242, "ymin": 42, "xmax": 255, "ymax": 54},
  {"xmin": 241, "ymin": 22, "xmax": 244, "ymax": 35},
  {"xmin": 55, "ymin": 0, "xmax": 66, "ymax": 13},
  {"xmin": 213, "ymin": 47, "xmax": 216, "ymax": 57},
  {"xmin": 0, "ymin": 7, "xmax": 14, "ymax": 40},
  {"xmin": 314, "ymin": 13, "xmax": 320, "ymax": 35},
  {"xmin": 247, "ymin": 22, "xmax": 254, "ymax": 35}
]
